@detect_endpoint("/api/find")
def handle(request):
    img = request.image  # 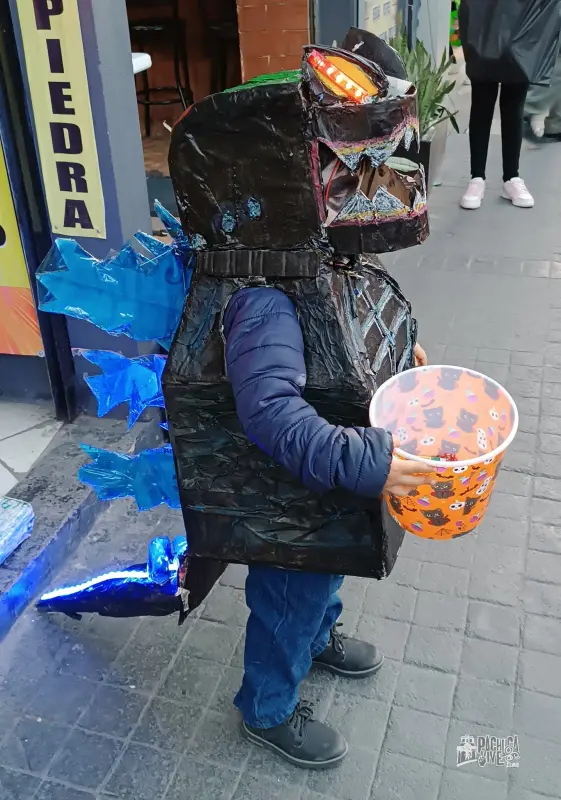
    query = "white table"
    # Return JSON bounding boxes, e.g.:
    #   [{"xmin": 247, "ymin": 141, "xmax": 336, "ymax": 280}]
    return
[{"xmin": 132, "ymin": 52, "xmax": 152, "ymax": 74}]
